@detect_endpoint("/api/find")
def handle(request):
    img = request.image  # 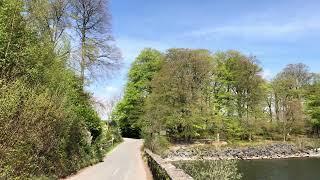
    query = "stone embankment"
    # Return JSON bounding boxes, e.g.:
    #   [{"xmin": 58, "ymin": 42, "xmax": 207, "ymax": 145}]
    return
[
  {"xmin": 164, "ymin": 143, "xmax": 320, "ymax": 161},
  {"xmin": 145, "ymin": 149, "xmax": 193, "ymax": 180}
]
